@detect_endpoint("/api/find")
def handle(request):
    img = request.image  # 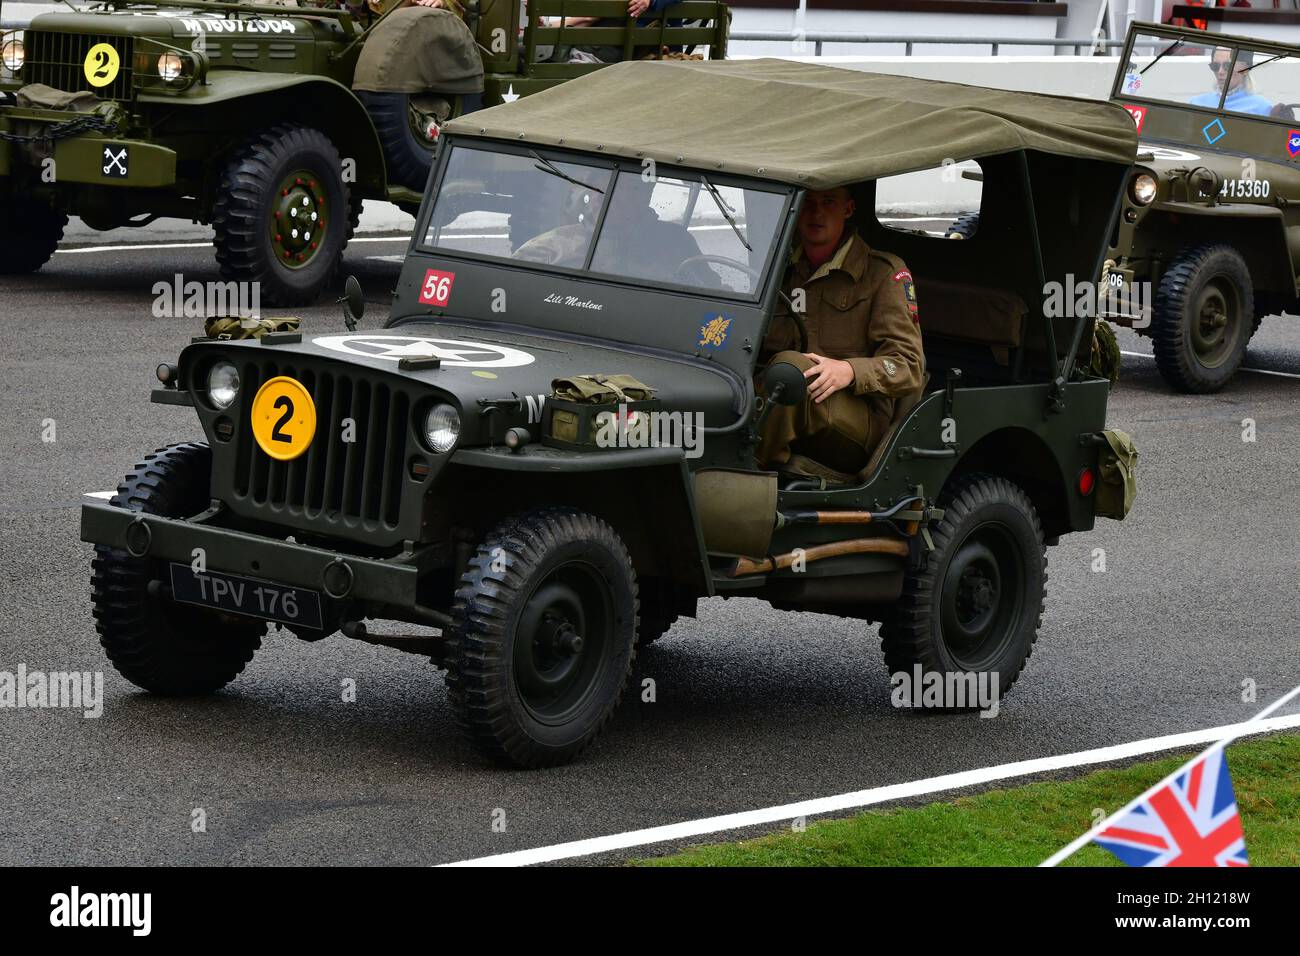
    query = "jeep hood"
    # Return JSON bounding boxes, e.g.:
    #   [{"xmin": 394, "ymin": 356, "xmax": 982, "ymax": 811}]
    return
[{"xmin": 190, "ymin": 319, "xmax": 745, "ymax": 427}]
